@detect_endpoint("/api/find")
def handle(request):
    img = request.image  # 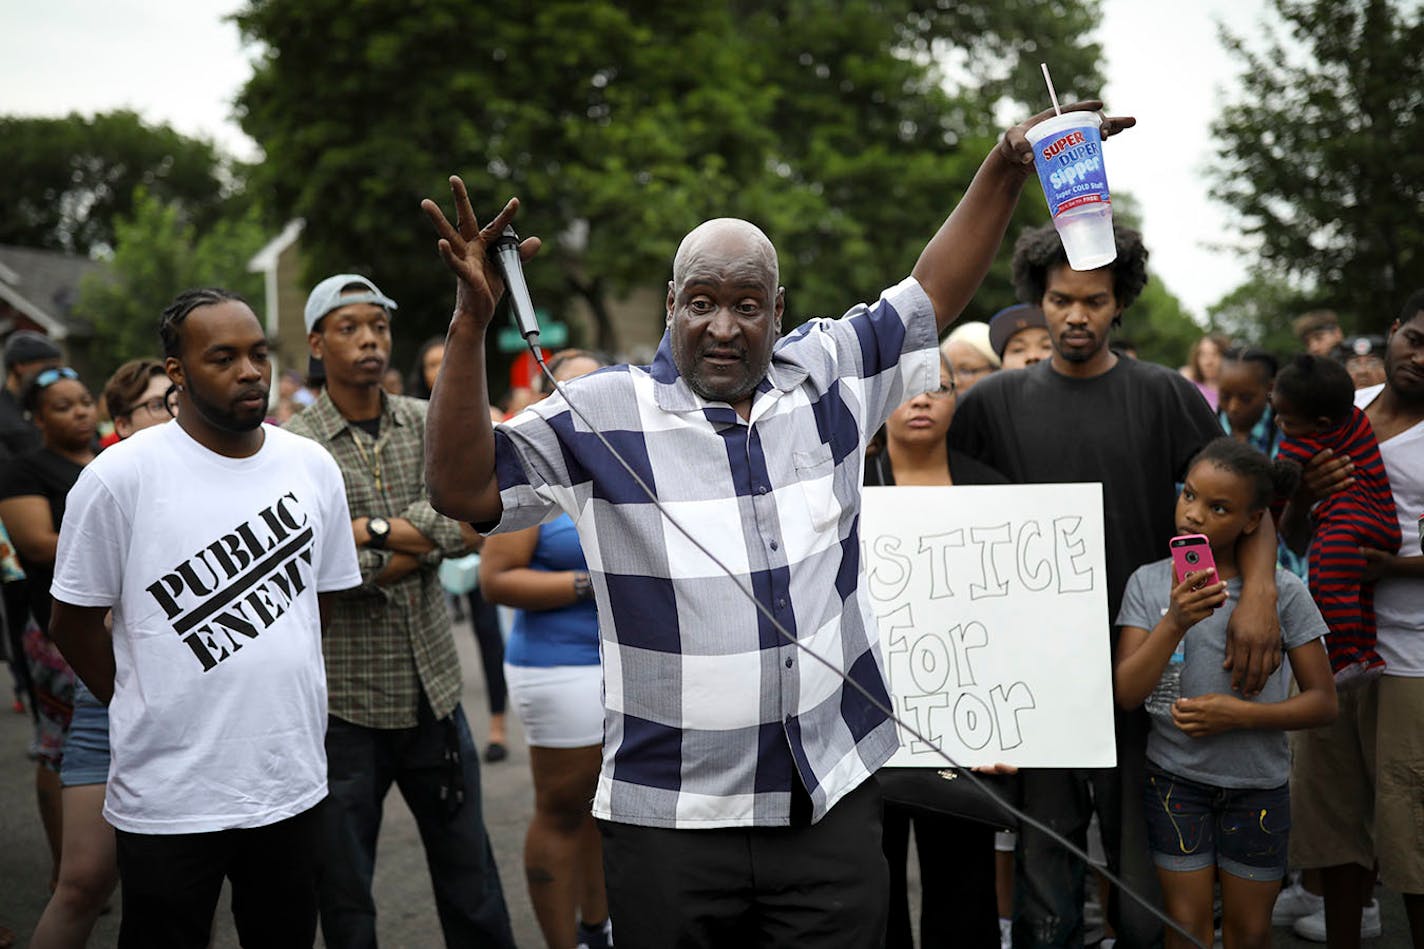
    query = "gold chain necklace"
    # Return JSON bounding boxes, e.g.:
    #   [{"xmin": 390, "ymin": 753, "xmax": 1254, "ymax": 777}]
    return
[{"xmin": 350, "ymin": 429, "xmax": 385, "ymax": 495}]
